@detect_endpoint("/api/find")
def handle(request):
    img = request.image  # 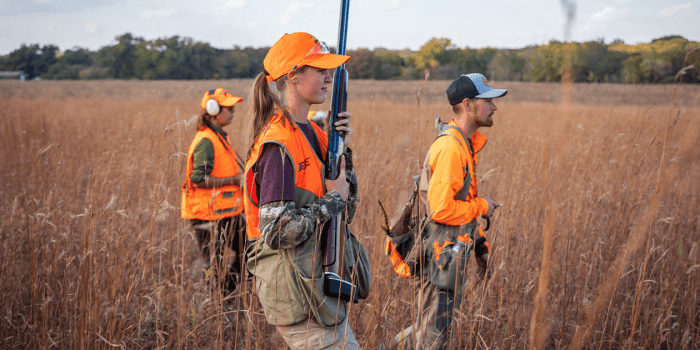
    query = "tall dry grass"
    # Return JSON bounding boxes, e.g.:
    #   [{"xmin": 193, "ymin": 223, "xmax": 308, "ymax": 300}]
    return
[{"xmin": 1, "ymin": 79, "xmax": 699, "ymax": 349}]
